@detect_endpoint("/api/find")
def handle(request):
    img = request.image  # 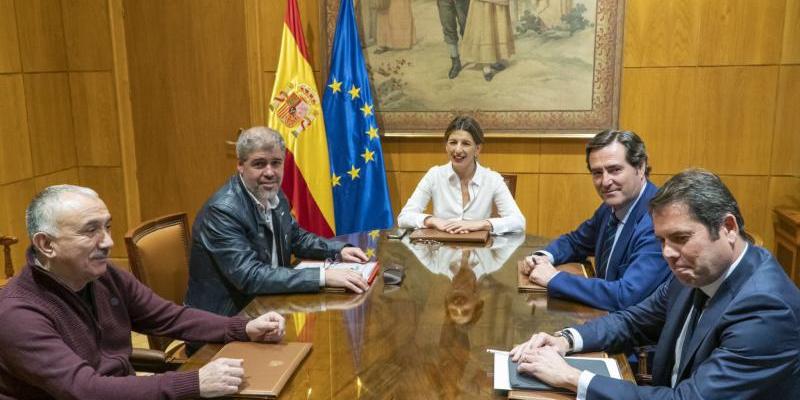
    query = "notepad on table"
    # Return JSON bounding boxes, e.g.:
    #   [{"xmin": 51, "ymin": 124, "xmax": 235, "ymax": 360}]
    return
[{"xmin": 210, "ymin": 341, "xmax": 312, "ymax": 398}]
